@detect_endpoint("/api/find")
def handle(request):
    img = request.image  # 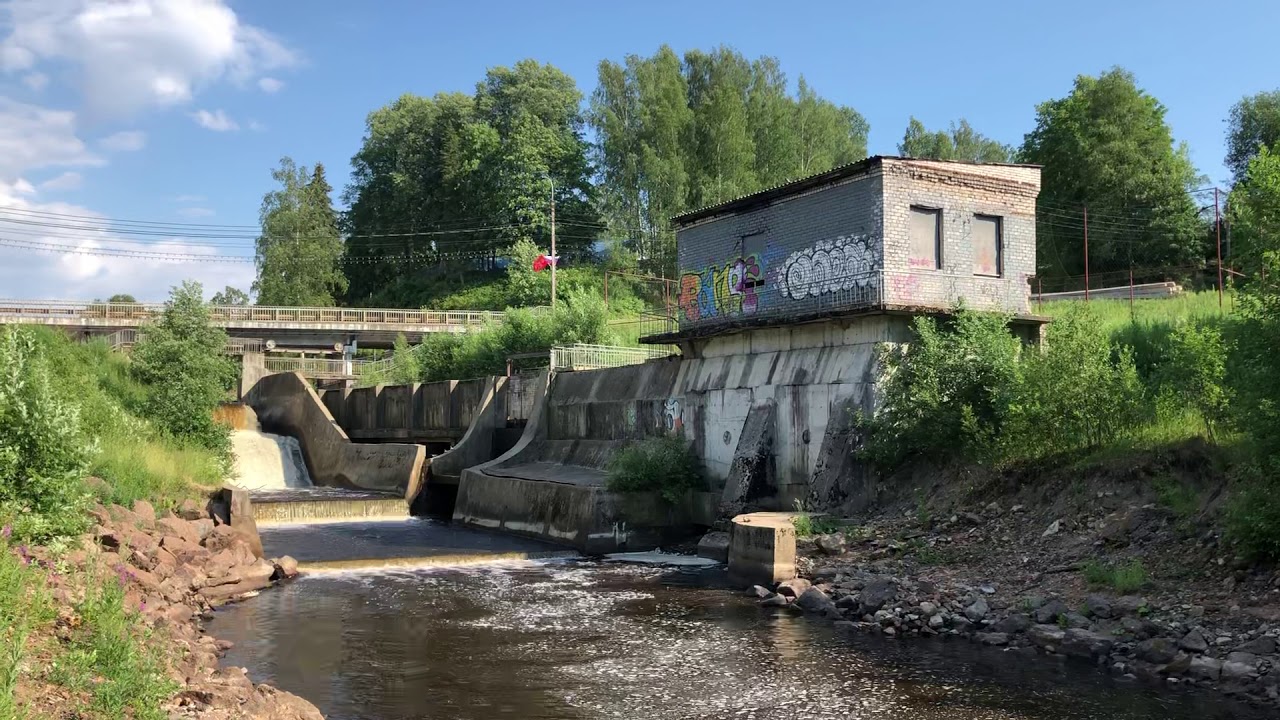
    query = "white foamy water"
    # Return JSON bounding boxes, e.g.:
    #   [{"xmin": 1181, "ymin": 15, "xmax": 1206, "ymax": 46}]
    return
[{"xmin": 230, "ymin": 429, "xmax": 313, "ymax": 490}]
